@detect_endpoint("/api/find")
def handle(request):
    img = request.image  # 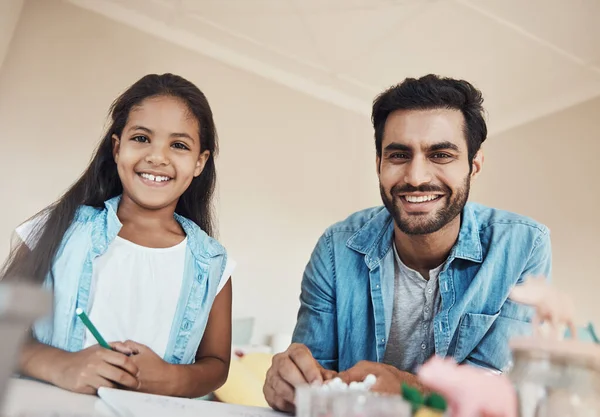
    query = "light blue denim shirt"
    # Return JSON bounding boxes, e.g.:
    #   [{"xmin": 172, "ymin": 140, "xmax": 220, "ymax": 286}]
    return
[
  {"xmin": 33, "ymin": 196, "xmax": 228, "ymax": 365},
  {"xmin": 292, "ymin": 202, "xmax": 551, "ymax": 373}
]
